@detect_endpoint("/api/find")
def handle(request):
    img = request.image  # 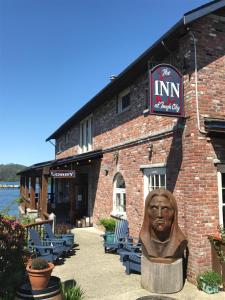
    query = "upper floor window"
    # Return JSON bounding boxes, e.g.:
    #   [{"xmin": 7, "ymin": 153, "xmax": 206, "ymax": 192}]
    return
[
  {"xmin": 142, "ymin": 166, "xmax": 167, "ymax": 200},
  {"xmin": 79, "ymin": 115, "xmax": 93, "ymax": 153},
  {"xmin": 117, "ymin": 88, "xmax": 130, "ymax": 114}
]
